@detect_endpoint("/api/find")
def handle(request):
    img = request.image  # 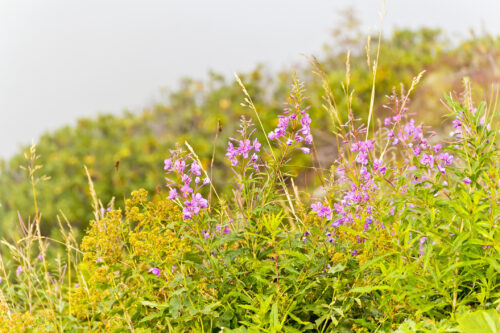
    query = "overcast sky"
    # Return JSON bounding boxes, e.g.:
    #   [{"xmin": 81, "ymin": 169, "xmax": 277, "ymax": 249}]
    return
[{"xmin": 1, "ymin": 0, "xmax": 500, "ymax": 158}]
